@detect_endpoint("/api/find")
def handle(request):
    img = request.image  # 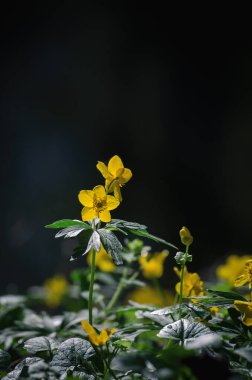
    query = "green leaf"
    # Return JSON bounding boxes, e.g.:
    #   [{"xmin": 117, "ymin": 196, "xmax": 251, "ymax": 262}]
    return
[
  {"xmin": 98, "ymin": 228, "xmax": 123, "ymax": 265},
  {"xmin": 69, "ymin": 230, "xmax": 93, "ymax": 261},
  {"xmin": 157, "ymin": 319, "xmax": 216, "ymax": 347},
  {"xmin": 82, "ymin": 231, "xmax": 101, "ymax": 254},
  {"xmin": 106, "ymin": 219, "xmax": 147, "ymax": 230},
  {"xmin": 0, "ymin": 349, "xmax": 11, "ymax": 369},
  {"xmin": 234, "ymin": 347, "xmax": 252, "ymax": 363},
  {"xmin": 45, "ymin": 219, "xmax": 91, "ymax": 229},
  {"xmin": 24, "ymin": 337, "xmax": 59, "ymax": 355},
  {"xmin": 206, "ymin": 289, "xmax": 247, "ymax": 301},
  {"xmin": 50, "ymin": 338, "xmax": 95, "ymax": 377},
  {"xmin": 55, "ymin": 226, "xmax": 87, "ymax": 239},
  {"xmin": 127, "ymin": 229, "xmax": 178, "ymax": 250},
  {"xmin": 3, "ymin": 357, "xmax": 42, "ymax": 379}
]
